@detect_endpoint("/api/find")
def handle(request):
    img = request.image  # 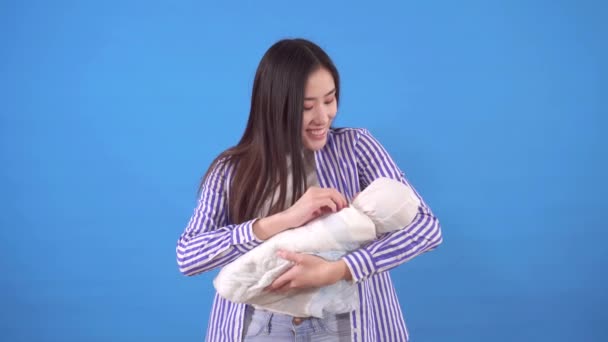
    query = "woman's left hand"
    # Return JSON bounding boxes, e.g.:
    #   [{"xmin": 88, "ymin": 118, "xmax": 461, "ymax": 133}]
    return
[{"xmin": 265, "ymin": 250, "xmax": 352, "ymax": 292}]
